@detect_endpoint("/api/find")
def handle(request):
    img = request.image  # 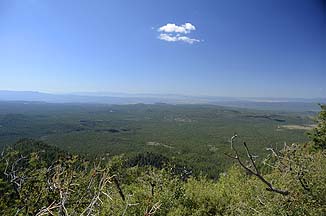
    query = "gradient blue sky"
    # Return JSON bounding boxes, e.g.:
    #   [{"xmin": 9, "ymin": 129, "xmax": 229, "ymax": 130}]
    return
[{"xmin": 0, "ymin": 0, "xmax": 325, "ymax": 98}]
